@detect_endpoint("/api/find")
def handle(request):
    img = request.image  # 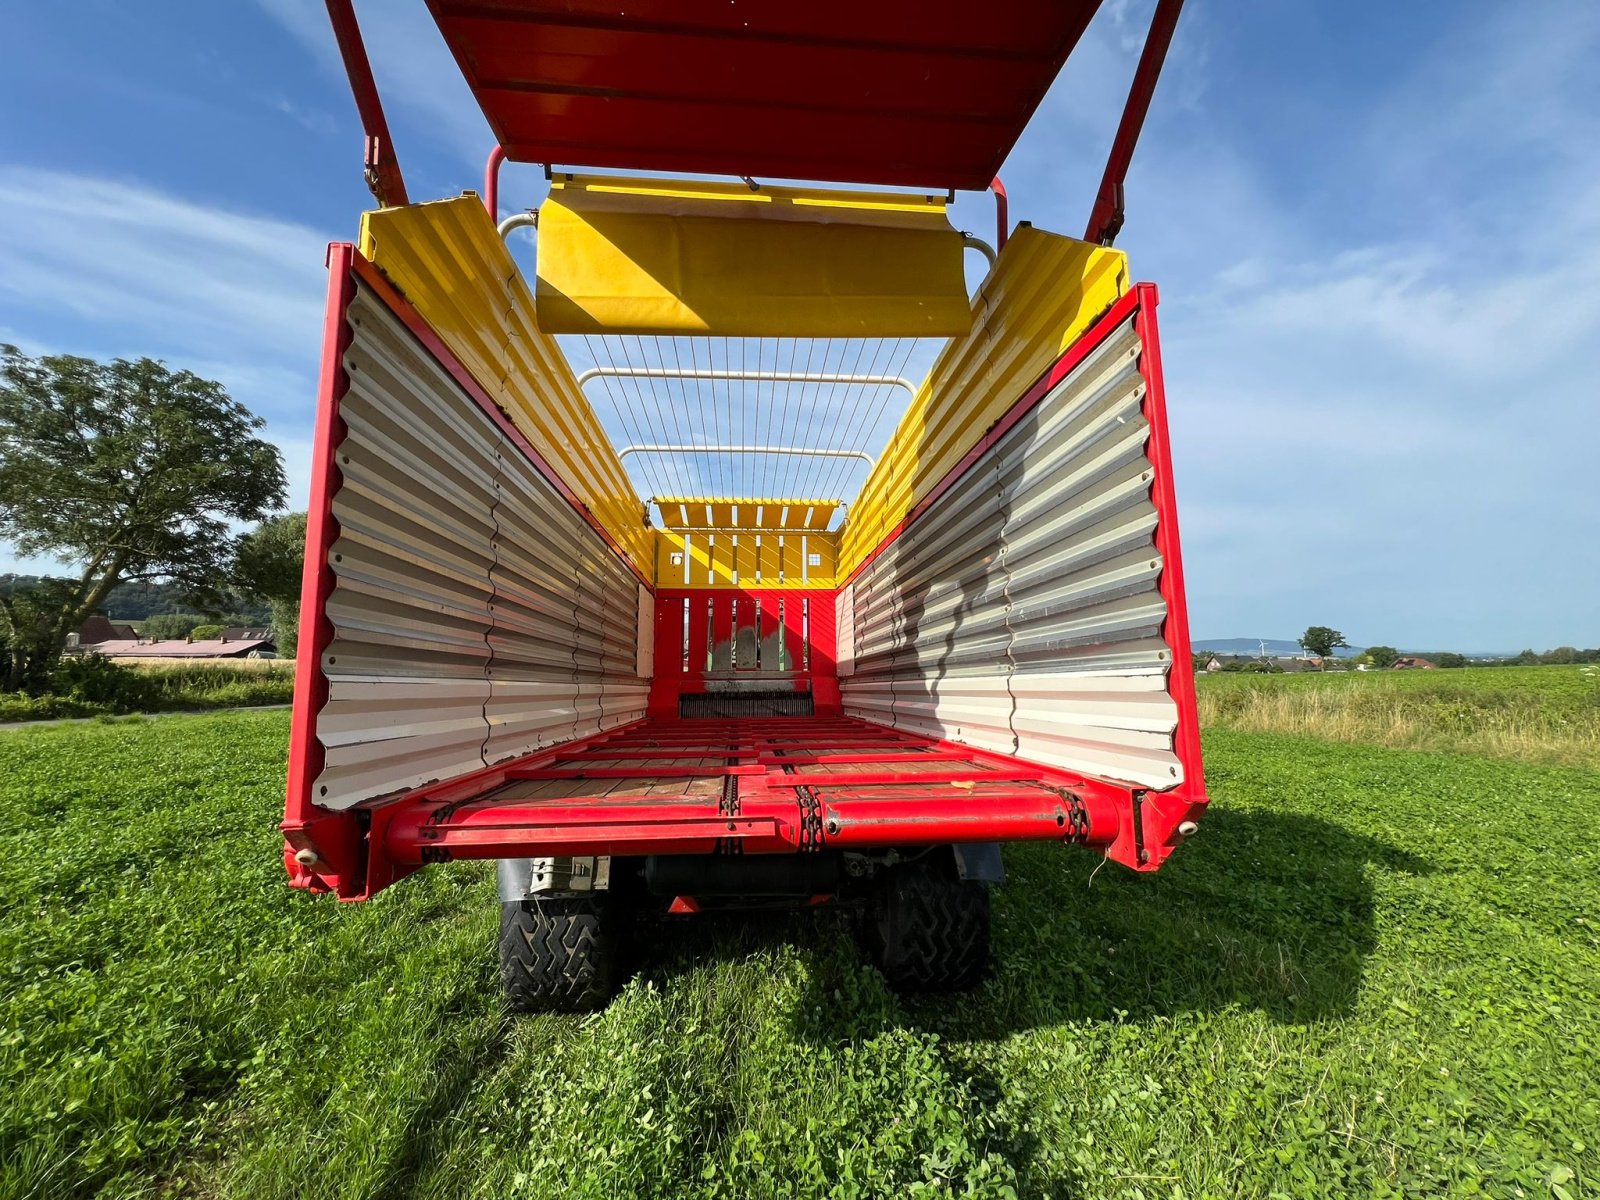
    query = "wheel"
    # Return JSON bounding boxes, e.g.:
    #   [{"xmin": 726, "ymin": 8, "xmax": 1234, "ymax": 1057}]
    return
[
  {"xmin": 858, "ymin": 853, "xmax": 991, "ymax": 992},
  {"xmin": 498, "ymin": 894, "xmax": 627, "ymax": 1013}
]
